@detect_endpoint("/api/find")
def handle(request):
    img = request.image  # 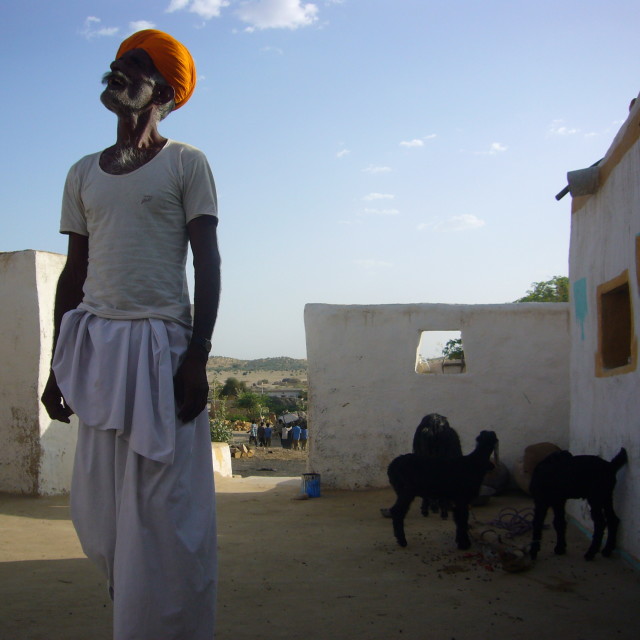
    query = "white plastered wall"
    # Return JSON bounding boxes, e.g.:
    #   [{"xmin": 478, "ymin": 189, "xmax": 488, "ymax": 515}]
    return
[
  {"xmin": 304, "ymin": 302, "xmax": 570, "ymax": 490},
  {"xmin": 568, "ymin": 98, "xmax": 640, "ymax": 559},
  {"xmin": 36, "ymin": 251, "xmax": 78, "ymax": 494},
  {"xmin": 0, "ymin": 250, "xmax": 77, "ymax": 495}
]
